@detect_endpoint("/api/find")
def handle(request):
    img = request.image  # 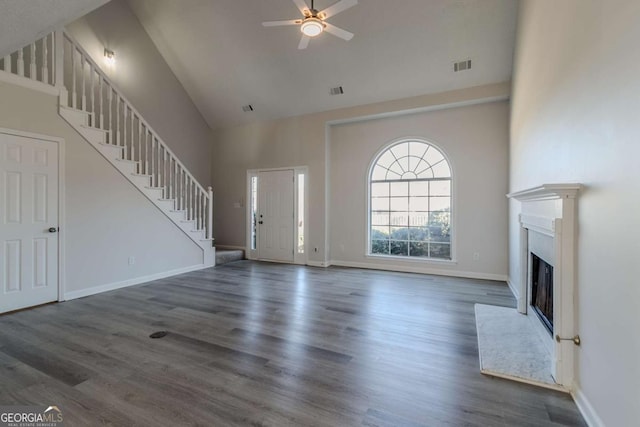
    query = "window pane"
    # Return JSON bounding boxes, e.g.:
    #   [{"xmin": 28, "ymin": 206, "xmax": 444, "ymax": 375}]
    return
[
  {"xmin": 371, "ymin": 226, "xmax": 390, "ymax": 240},
  {"xmin": 371, "ymin": 211, "xmax": 390, "ymax": 226},
  {"xmin": 430, "ymin": 180, "xmax": 451, "ymax": 196},
  {"xmin": 372, "ymin": 198, "xmax": 389, "ymax": 211},
  {"xmin": 409, "ymin": 197, "xmax": 429, "ymax": 212},
  {"xmin": 372, "ymin": 165, "xmax": 388, "ymax": 181},
  {"xmin": 390, "ymin": 212, "xmax": 409, "ymax": 227},
  {"xmin": 391, "ymin": 142, "xmax": 409, "ymax": 159},
  {"xmin": 390, "ymin": 197, "xmax": 408, "ymax": 211},
  {"xmin": 390, "ymin": 227, "xmax": 409, "ymax": 240},
  {"xmin": 409, "ymin": 181, "xmax": 429, "ymax": 196},
  {"xmin": 409, "ymin": 141, "xmax": 428, "ymax": 161},
  {"xmin": 429, "ymin": 243, "xmax": 451, "ymax": 259},
  {"xmin": 430, "ymin": 197, "xmax": 451, "ymax": 212},
  {"xmin": 371, "ymin": 240, "xmax": 390, "ymax": 254},
  {"xmin": 376, "ymin": 150, "xmax": 396, "ymax": 169},
  {"xmin": 388, "ymin": 161, "xmax": 404, "ymax": 178},
  {"xmin": 409, "ymin": 212, "xmax": 429, "ymax": 227},
  {"xmin": 415, "ymin": 163, "xmax": 435, "ymax": 179},
  {"xmin": 390, "ymin": 182, "xmax": 408, "ymax": 197},
  {"xmin": 409, "ymin": 227, "xmax": 429, "ymax": 241},
  {"xmin": 371, "ymin": 182, "xmax": 389, "ymax": 197},
  {"xmin": 390, "ymin": 240, "xmax": 408, "ymax": 256},
  {"xmin": 409, "ymin": 241, "xmax": 429, "ymax": 257},
  {"xmin": 432, "ymin": 161, "xmax": 451, "ymax": 178},
  {"xmin": 425, "ymin": 149, "xmax": 444, "ymax": 166}
]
